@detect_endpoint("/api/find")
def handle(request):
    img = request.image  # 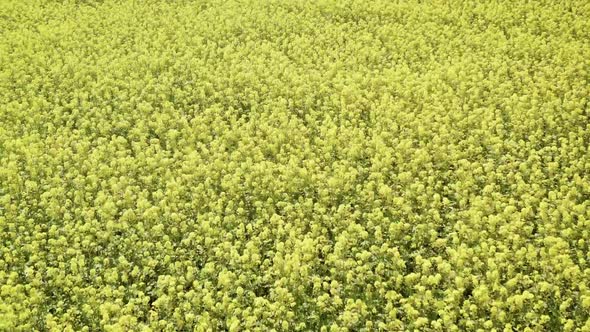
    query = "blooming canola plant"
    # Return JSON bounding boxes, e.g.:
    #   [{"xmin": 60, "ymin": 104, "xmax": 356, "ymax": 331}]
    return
[{"xmin": 0, "ymin": 0, "xmax": 589, "ymax": 331}]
